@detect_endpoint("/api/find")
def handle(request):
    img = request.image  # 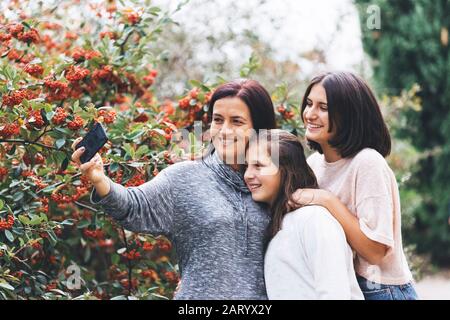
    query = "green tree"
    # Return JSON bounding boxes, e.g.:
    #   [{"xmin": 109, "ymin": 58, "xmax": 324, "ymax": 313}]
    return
[{"xmin": 355, "ymin": 0, "xmax": 450, "ymax": 265}]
